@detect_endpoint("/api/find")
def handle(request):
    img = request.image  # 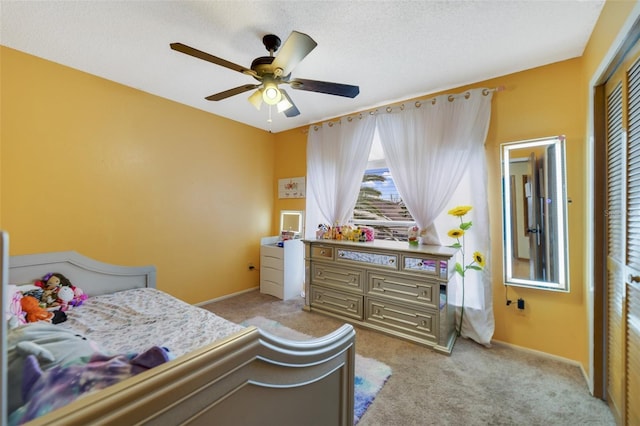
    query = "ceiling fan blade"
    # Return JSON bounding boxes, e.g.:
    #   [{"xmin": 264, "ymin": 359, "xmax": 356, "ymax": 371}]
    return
[
  {"xmin": 271, "ymin": 31, "xmax": 317, "ymax": 77},
  {"xmin": 278, "ymin": 89, "xmax": 300, "ymax": 117},
  {"xmin": 248, "ymin": 89, "xmax": 263, "ymax": 110},
  {"xmin": 170, "ymin": 42, "xmax": 256, "ymax": 77},
  {"xmin": 205, "ymin": 84, "xmax": 260, "ymax": 101},
  {"xmin": 289, "ymin": 78, "xmax": 359, "ymax": 98}
]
